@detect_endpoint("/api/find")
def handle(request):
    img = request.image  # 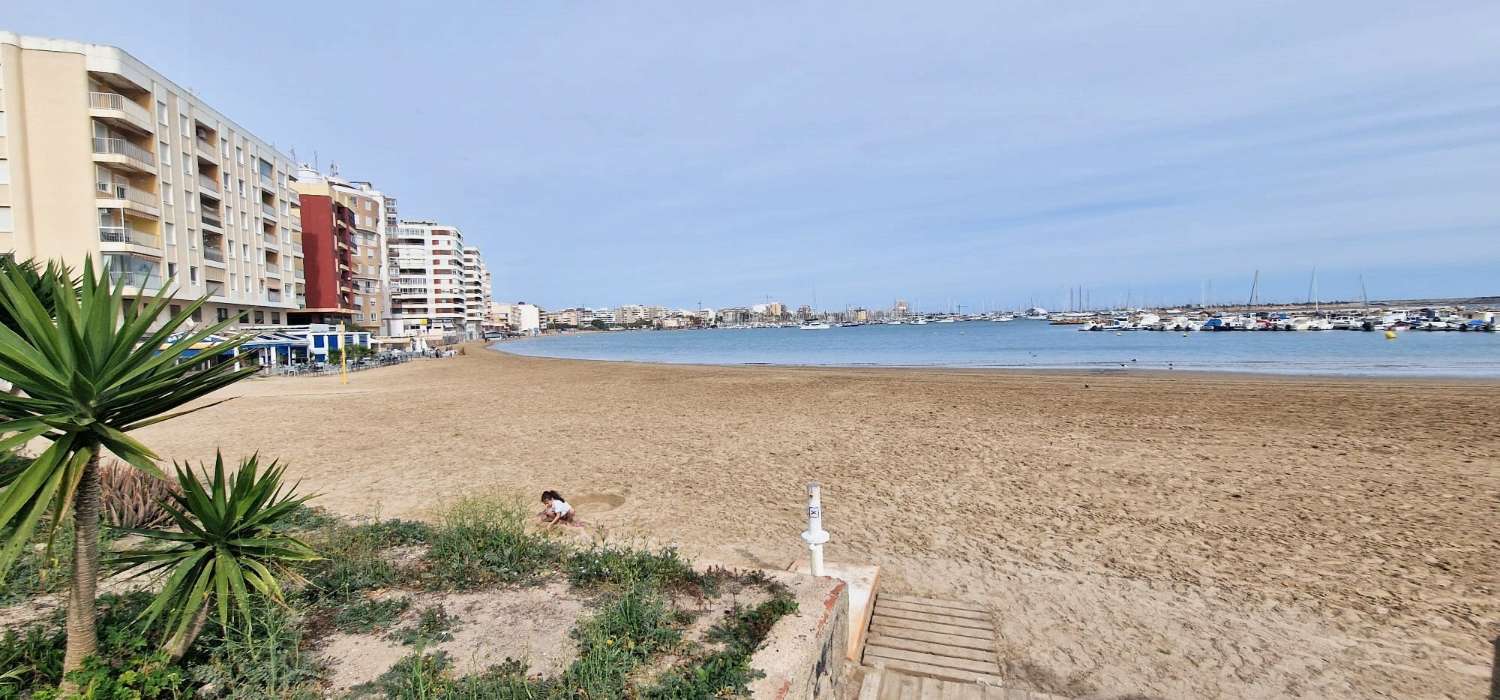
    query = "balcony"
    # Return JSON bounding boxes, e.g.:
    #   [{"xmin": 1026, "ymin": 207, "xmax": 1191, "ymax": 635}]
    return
[
  {"xmin": 267, "ymin": 290, "xmax": 283, "ymax": 303},
  {"xmin": 263, "ymin": 234, "xmax": 280, "ymax": 250},
  {"xmin": 196, "ymin": 137, "xmax": 219, "ymax": 163},
  {"xmin": 295, "ymin": 295, "xmax": 307, "ymax": 306},
  {"xmin": 259, "ymin": 172, "xmax": 274, "ymax": 188},
  {"xmin": 198, "ymin": 174, "xmax": 221, "ymax": 199},
  {"xmin": 92, "ymin": 137, "xmax": 155, "ymax": 173},
  {"xmin": 202, "ymin": 246, "xmax": 225, "ymax": 263},
  {"xmin": 294, "ymin": 268, "xmax": 305, "ymax": 280},
  {"xmin": 260, "ymin": 202, "xmax": 277, "ymax": 220},
  {"xmin": 95, "ymin": 184, "xmax": 160, "ymax": 218},
  {"xmin": 200, "ymin": 211, "xmax": 223, "ymax": 231},
  {"xmin": 99, "ymin": 226, "xmax": 162, "ymax": 250},
  {"xmin": 204, "ymin": 283, "xmax": 225, "ymax": 298},
  {"xmin": 107, "ymin": 269, "xmax": 163, "ymax": 290},
  {"xmin": 264, "ymin": 263, "xmax": 281, "ymax": 276},
  {"xmin": 292, "ymin": 243, "xmax": 303, "ymax": 255},
  {"xmin": 88, "ymin": 92, "xmax": 153, "ymax": 133}
]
